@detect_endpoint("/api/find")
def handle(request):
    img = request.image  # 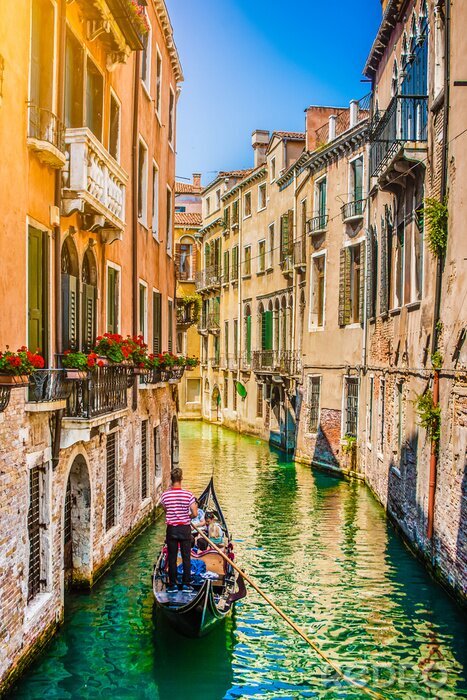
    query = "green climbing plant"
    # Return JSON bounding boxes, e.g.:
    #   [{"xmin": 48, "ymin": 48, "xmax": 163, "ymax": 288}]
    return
[
  {"xmin": 342, "ymin": 434, "xmax": 357, "ymax": 455},
  {"xmin": 431, "ymin": 351, "xmax": 443, "ymax": 370},
  {"xmin": 415, "ymin": 390, "xmax": 441, "ymax": 444},
  {"xmin": 423, "ymin": 197, "xmax": 448, "ymax": 257}
]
